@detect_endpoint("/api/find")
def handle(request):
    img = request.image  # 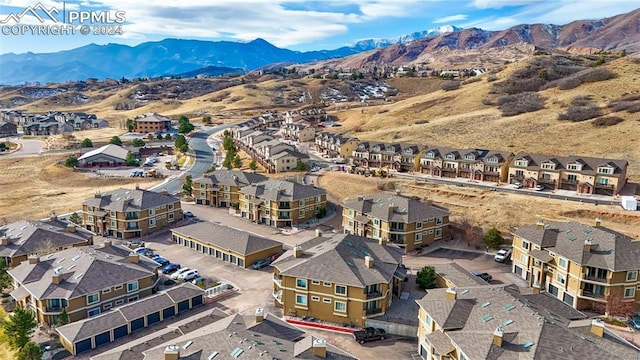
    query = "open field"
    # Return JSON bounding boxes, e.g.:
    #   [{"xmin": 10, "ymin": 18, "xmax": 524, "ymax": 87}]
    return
[
  {"xmin": 0, "ymin": 155, "xmax": 161, "ymax": 223},
  {"xmin": 317, "ymin": 171, "xmax": 640, "ymax": 237}
]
